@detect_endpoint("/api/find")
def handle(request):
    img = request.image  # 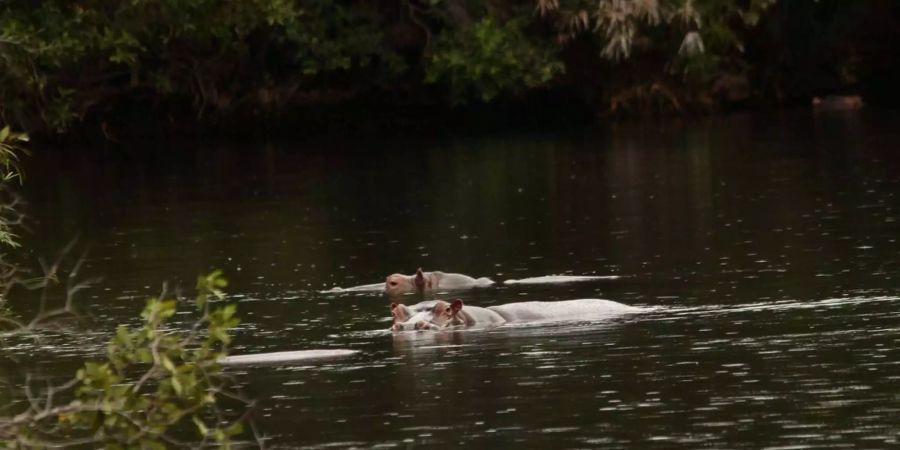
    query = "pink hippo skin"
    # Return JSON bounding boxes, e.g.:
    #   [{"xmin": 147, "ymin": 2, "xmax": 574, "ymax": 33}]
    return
[
  {"xmin": 391, "ymin": 300, "xmax": 504, "ymax": 331},
  {"xmin": 384, "ymin": 268, "xmax": 494, "ymax": 296},
  {"xmin": 390, "ymin": 298, "xmax": 642, "ymax": 331}
]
